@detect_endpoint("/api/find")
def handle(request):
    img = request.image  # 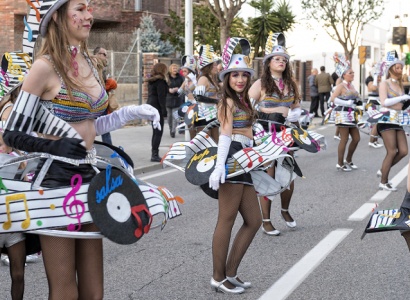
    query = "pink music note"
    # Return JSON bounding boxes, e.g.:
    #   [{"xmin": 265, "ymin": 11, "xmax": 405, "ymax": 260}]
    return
[
  {"xmin": 270, "ymin": 124, "xmax": 289, "ymax": 152},
  {"xmin": 63, "ymin": 174, "xmax": 85, "ymax": 231}
]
